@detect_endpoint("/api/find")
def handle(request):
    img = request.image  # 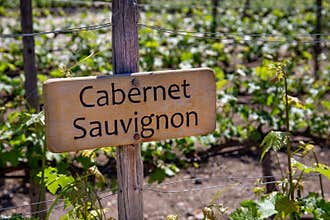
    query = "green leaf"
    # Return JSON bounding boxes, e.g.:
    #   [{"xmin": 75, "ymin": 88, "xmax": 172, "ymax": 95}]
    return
[
  {"xmin": 148, "ymin": 167, "xmax": 166, "ymax": 183},
  {"xmin": 166, "ymin": 215, "xmax": 179, "ymax": 220},
  {"xmin": 217, "ymin": 79, "xmax": 228, "ymax": 90},
  {"xmin": 229, "ymin": 200, "xmax": 260, "ymax": 220},
  {"xmin": 26, "ymin": 111, "xmax": 45, "ymax": 127},
  {"xmin": 302, "ymin": 51, "xmax": 312, "ymax": 60},
  {"xmin": 321, "ymin": 100, "xmax": 330, "ymax": 112},
  {"xmin": 292, "ymin": 159, "xmax": 330, "ymax": 180},
  {"xmin": 314, "ymin": 164, "xmax": 330, "ymax": 181},
  {"xmin": 260, "ymin": 131, "xmax": 289, "ymax": 161},
  {"xmin": 291, "ymin": 158, "xmax": 311, "ymax": 172},
  {"xmin": 257, "ymin": 198, "xmax": 277, "ymax": 218},
  {"xmin": 300, "ymin": 193, "xmax": 330, "ymax": 219},
  {"xmin": 39, "ymin": 167, "xmax": 74, "ymax": 194},
  {"xmin": 283, "ymin": 95, "xmax": 305, "ymax": 109},
  {"xmin": 275, "ymin": 195, "xmax": 299, "ymax": 218},
  {"xmin": 256, "ymin": 66, "xmax": 272, "ymax": 80}
]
